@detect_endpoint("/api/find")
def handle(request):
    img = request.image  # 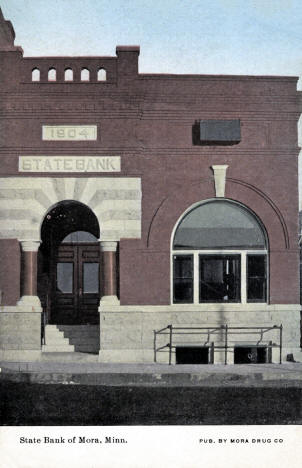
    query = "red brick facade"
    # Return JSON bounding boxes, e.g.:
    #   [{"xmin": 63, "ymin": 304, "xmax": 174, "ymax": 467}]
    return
[{"xmin": 0, "ymin": 9, "xmax": 301, "ymax": 363}]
